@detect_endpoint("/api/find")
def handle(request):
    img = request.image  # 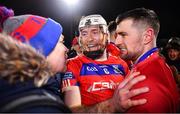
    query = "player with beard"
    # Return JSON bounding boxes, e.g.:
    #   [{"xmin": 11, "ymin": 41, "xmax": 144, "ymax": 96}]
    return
[{"xmin": 61, "ymin": 14, "xmax": 150, "ymax": 112}]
